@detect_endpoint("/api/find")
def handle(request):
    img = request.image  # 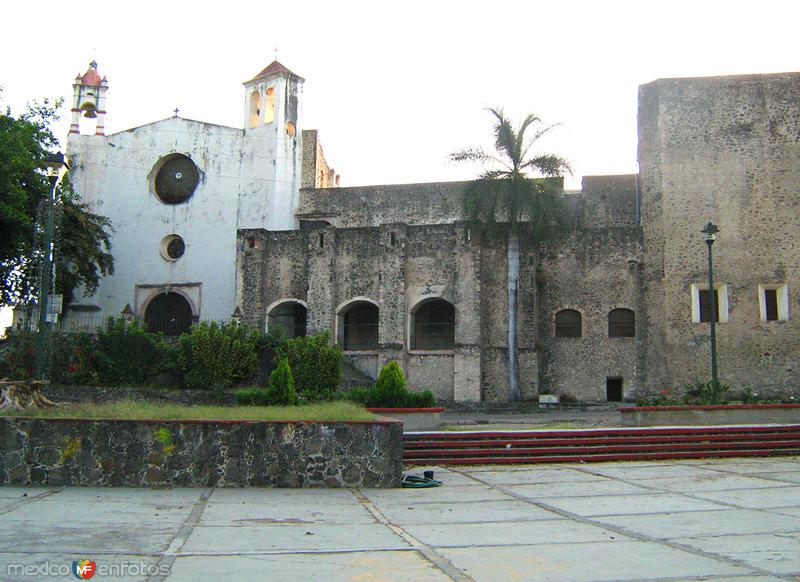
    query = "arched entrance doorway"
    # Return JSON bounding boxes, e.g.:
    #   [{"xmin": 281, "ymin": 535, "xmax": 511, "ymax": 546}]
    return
[{"xmin": 145, "ymin": 292, "xmax": 193, "ymax": 336}]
